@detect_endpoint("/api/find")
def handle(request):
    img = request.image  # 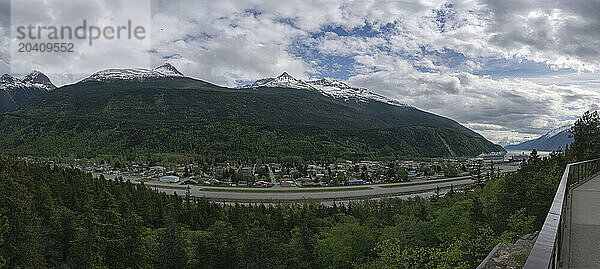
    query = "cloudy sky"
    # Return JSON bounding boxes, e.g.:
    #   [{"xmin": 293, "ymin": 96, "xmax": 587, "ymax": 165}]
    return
[{"xmin": 1, "ymin": 0, "xmax": 600, "ymax": 144}]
